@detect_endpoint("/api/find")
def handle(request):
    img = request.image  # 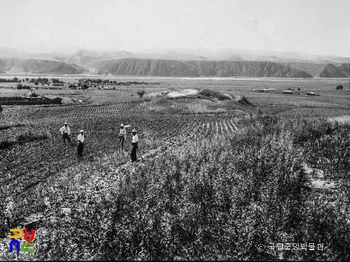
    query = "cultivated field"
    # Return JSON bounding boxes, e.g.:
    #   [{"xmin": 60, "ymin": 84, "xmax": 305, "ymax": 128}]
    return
[{"xmin": 1, "ymin": 77, "xmax": 350, "ymax": 261}]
